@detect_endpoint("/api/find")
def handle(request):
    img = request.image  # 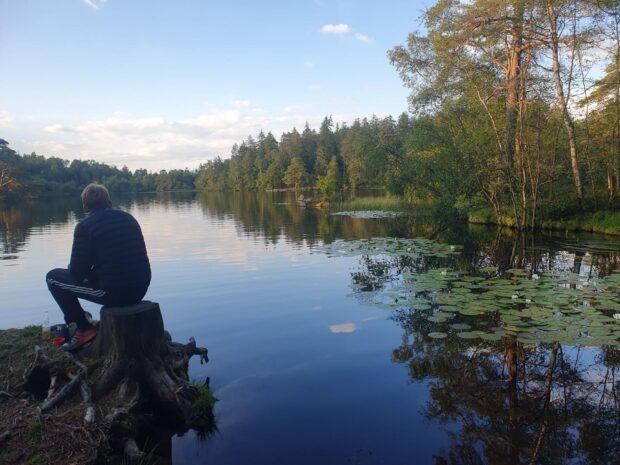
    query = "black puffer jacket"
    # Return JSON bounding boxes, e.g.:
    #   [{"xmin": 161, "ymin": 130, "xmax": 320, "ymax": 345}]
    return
[{"xmin": 68, "ymin": 207, "xmax": 151, "ymax": 294}]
